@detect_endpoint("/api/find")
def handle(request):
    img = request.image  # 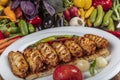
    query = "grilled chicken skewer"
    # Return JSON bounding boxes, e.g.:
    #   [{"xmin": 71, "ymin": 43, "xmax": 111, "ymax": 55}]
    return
[
  {"xmin": 64, "ymin": 40, "xmax": 83, "ymax": 57},
  {"xmin": 37, "ymin": 43, "xmax": 58, "ymax": 67},
  {"xmin": 7, "ymin": 34, "xmax": 110, "ymax": 79},
  {"xmin": 52, "ymin": 42, "xmax": 71, "ymax": 63},
  {"xmin": 77, "ymin": 37, "xmax": 96, "ymax": 56},
  {"xmin": 24, "ymin": 47, "xmax": 44, "ymax": 73},
  {"xmin": 8, "ymin": 51, "xmax": 28, "ymax": 78},
  {"xmin": 84, "ymin": 34, "xmax": 109, "ymax": 49}
]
